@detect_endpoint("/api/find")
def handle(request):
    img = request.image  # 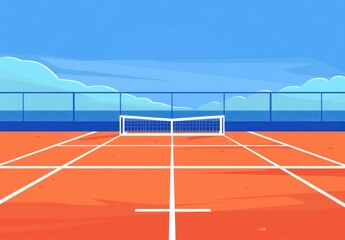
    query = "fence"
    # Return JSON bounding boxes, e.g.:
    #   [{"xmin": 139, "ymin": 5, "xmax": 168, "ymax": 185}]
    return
[{"xmin": 0, "ymin": 92, "xmax": 344, "ymax": 131}]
